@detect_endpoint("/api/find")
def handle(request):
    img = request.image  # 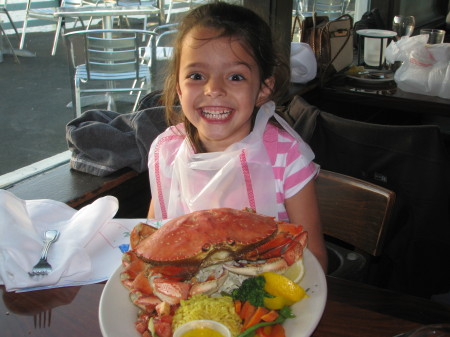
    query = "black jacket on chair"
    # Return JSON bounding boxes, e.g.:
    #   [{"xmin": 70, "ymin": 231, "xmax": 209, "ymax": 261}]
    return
[{"xmin": 287, "ymin": 95, "xmax": 450, "ymax": 298}]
